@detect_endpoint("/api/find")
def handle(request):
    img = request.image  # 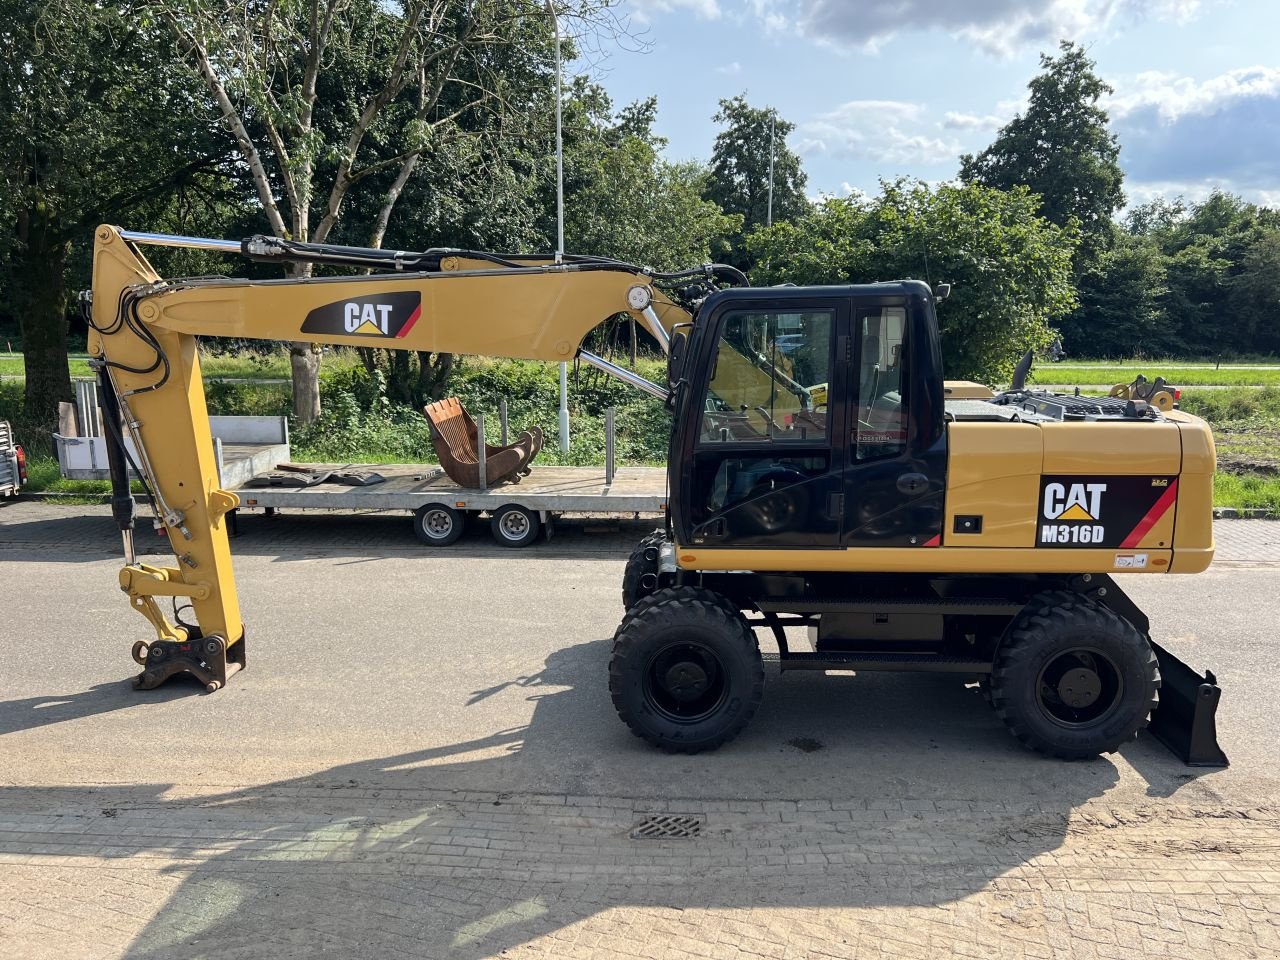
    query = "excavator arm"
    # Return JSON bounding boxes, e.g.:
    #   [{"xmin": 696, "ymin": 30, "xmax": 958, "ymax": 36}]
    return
[{"xmin": 88, "ymin": 225, "xmax": 707, "ymax": 690}]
